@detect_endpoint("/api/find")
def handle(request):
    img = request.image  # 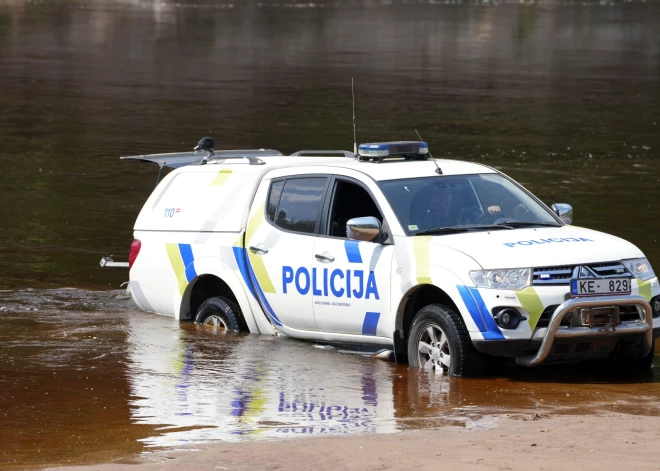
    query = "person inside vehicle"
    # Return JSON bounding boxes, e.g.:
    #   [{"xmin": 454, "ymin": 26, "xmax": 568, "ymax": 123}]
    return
[{"xmin": 422, "ymin": 184, "xmax": 502, "ymax": 229}]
